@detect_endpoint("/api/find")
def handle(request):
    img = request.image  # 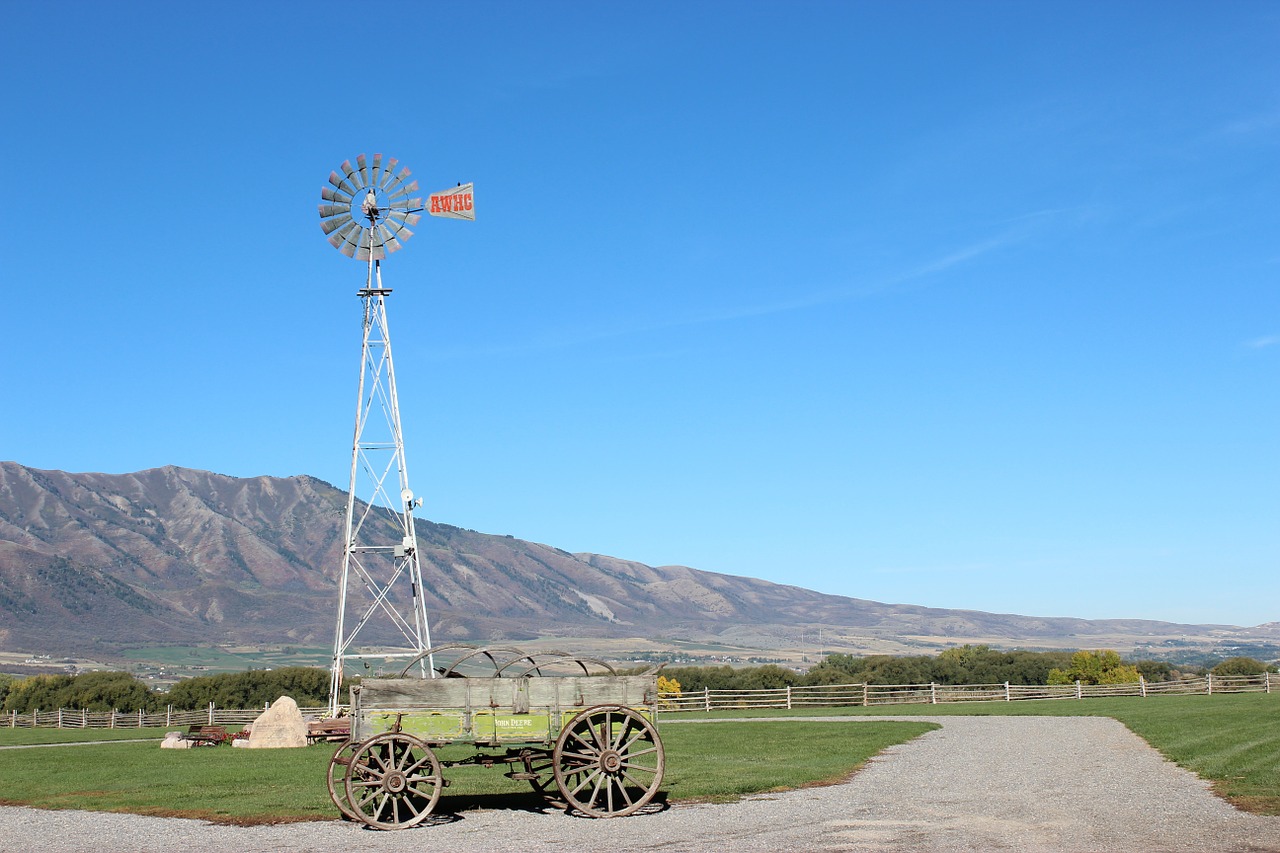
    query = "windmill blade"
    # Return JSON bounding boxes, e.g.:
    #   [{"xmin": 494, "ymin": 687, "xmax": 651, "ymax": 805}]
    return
[
  {"xmin": 356, "ymin": 154, "xmax": 369, "ymax": 187},
  {"xmin": 388, "ymin": 198, "xmax": 424, "ymax": 211},
  {"xmin": 327, "ymin": 220, "xmax": 360, "ymax": 248},
  {"xmin": 342, "ymin": 224, "xmax": 372, "ymax": 258},
  {"xmin": 387, "ymin": 179, "xmax": 419, "ymax": 201},
  {"xmin": 370, "ymin": 153, "xmax": 384, "ymax": 188},
  {"xmin": 387, "ymin": 210, "xmax": 422, "ymax": 227},
  {"xmin": 318, "ymin": 203, "xmax": 351, "ymax": 219},
  {"xmin": 384, "ymin": 214, "xmax": 416, "ymax": 239},
  {"xmin": 384, "ymin": 235, "xmax": 403, "ymax": 254},
  {"xmin": 322, "ymin": 186, "xmax": 352, "ymax": 204},
  {"xmin": 329, "ymin": 170, "xmax": 357, "ymax": 196},
  {"xmin": 378, "ymin": 157, "xmax": 399, "ymax": 189},
  {"xmin": 371, "ymin": 223, "xmax": 396, "ymax": 249},
  {"xmin": 355, "ymin": 241, "xmax": 385, "ymax": 262},
  {"xmin": 320, "ymin": 213, "xmax": 353, "ymax": 235},
  {"xmin": 341, "ymin": 158, "xmax": 365, "ymax": 192}
]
